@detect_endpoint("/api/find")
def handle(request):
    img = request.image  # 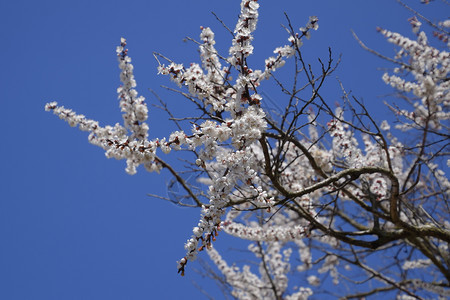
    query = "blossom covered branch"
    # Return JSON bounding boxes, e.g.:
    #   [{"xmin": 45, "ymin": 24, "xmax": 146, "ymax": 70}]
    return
[{"xmin": 46, "ymin": 0, "xmax": 449, "ymax": 298}]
